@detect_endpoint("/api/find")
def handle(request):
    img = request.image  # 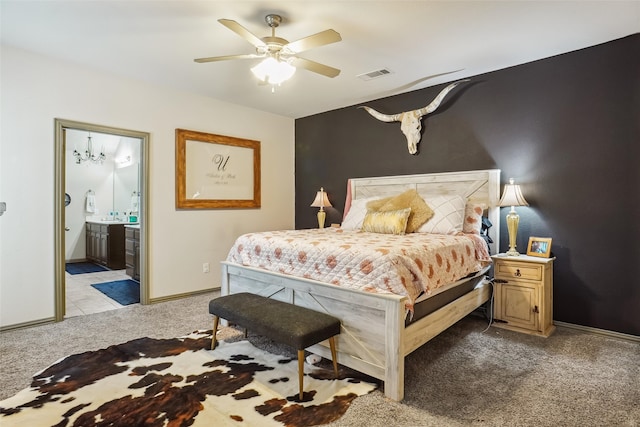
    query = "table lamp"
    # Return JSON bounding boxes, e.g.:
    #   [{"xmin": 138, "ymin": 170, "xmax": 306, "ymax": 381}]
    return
[
  {"xmin": 310, "ymin": 187, "xmax": 332, "ymax": 228},
  {"xmin": 499, "ymin": 178, "xmax": 529, "ymax": 256}
]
